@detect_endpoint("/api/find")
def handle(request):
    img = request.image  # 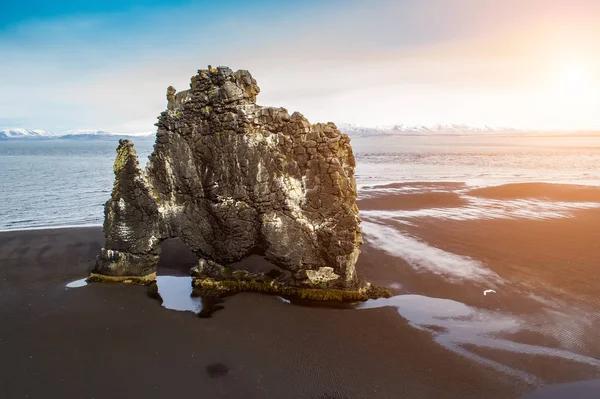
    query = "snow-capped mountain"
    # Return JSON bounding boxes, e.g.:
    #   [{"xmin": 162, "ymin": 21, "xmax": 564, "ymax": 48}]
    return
[
  {"xmin": 0, "ymin": 128, "xmax": 51, "ymax": 139},
  {"xmin": 0, "ymin": 128, "xmax": 154, "ymax": 140},
  {"xmin": 58, "ymin": 129, "xmax": 113, "ymax": 140},
  {"xmin": 61, "ymin": 129, "xmax": 110, "ymax": 136},
  {"xmin": 338, "ymin": 123, "xmax": 522, "ymax": 137}
]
